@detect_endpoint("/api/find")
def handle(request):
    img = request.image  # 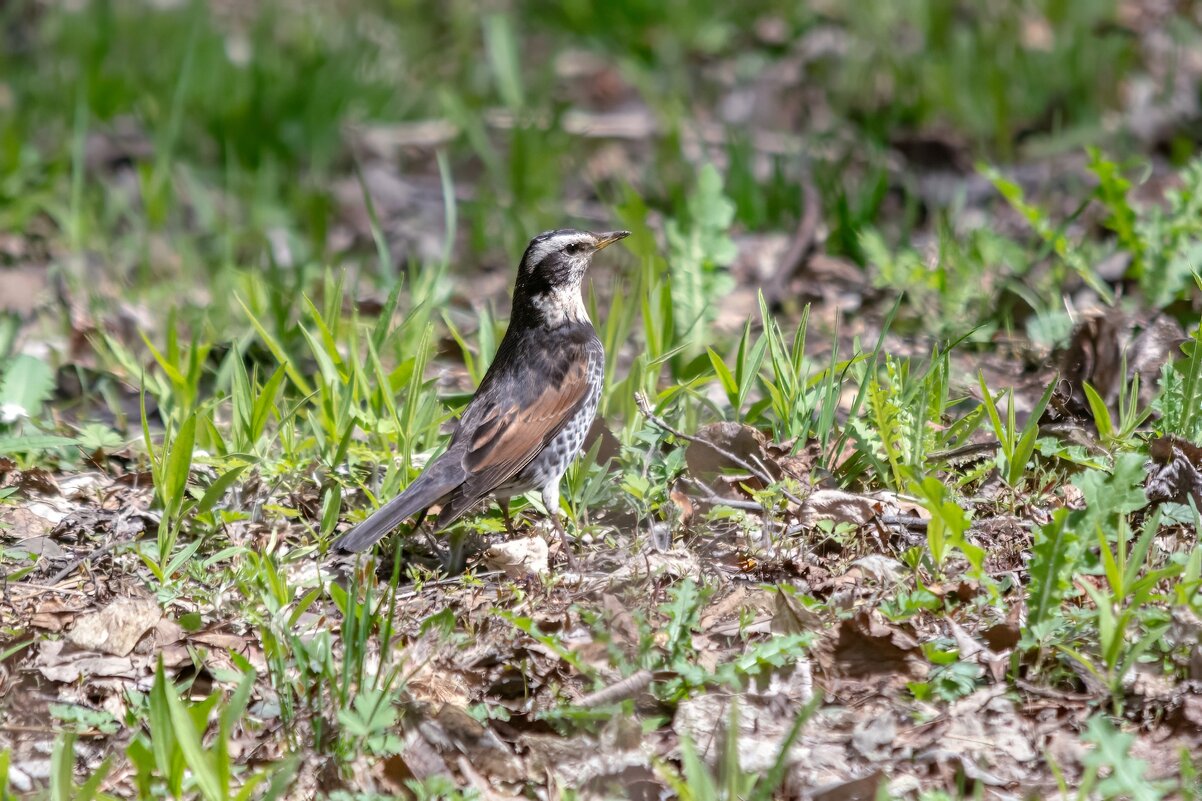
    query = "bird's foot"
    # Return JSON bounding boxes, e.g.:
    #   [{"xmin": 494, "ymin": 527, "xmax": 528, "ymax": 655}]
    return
[
  {"xmin": 499, "ymin": 498, "xmax": 520, "ymax": 537},
  {"xmin": 550, "ymin": 515, "xmax": 580, "ymax": 570}
]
